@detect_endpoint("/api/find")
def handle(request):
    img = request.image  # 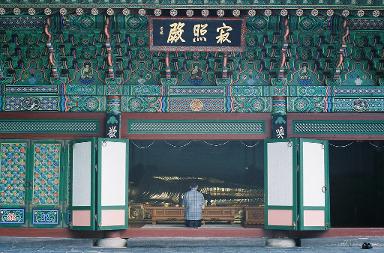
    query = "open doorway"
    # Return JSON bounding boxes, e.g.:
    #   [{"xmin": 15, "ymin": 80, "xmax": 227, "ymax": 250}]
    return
[
  {"xmin": 330, "ymin": 141, "xmax": 384, "ymax": 227},
  {"xmin": 128, "ymin": 140, "xmax": 264, "ymax": 227}
]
